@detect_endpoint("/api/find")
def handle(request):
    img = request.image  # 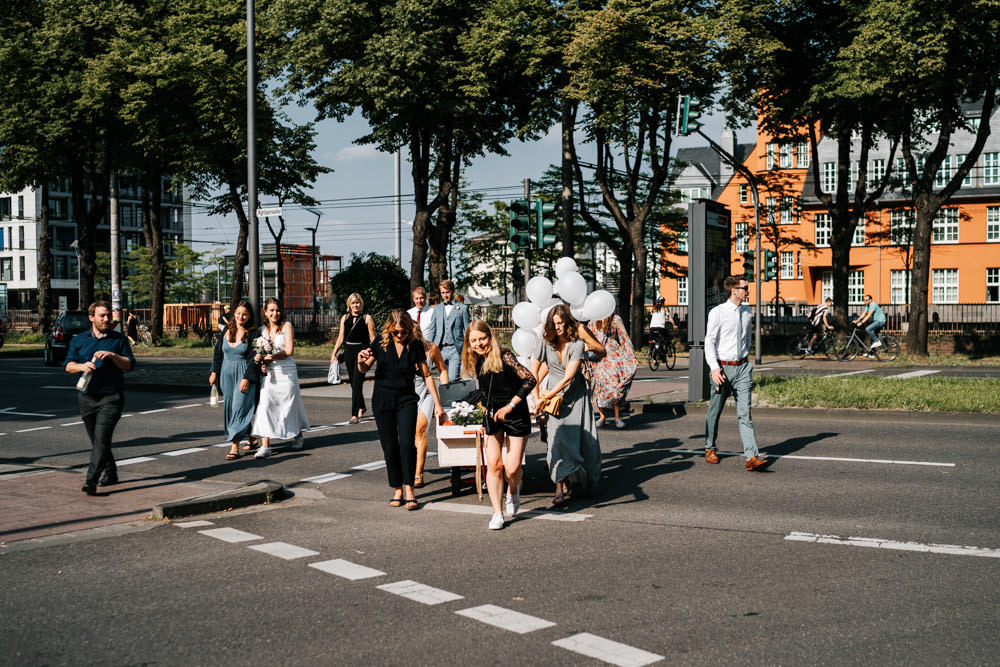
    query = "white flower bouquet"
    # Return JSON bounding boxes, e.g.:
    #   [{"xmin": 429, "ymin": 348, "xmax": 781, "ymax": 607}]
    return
[
  {"xmin": 253, "ymin": 336, "xmax": 276, "ymax": 356},
  {"xmin": 447, "ymin": 400, "xmax": 484, "ymax": 426}
]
